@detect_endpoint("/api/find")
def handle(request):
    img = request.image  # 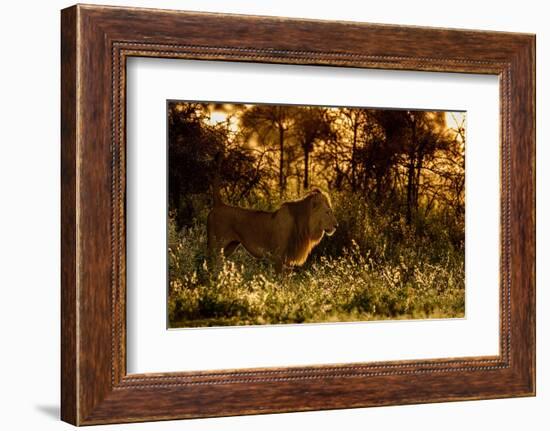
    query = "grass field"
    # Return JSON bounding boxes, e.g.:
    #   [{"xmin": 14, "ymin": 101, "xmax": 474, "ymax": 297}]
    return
[{"xmin": 168, "ymin": 192, "xmax": 465, "ymax": 328}]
